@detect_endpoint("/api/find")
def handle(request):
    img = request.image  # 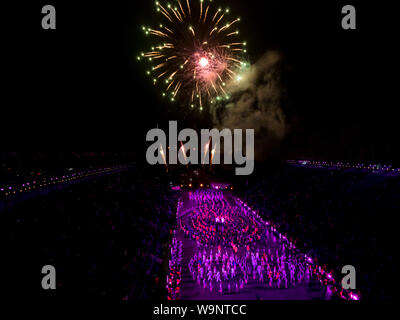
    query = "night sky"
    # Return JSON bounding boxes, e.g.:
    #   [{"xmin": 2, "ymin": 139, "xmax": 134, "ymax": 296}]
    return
[{"xmin": 3, "ymin": 1, "xmax": 398, "ymax": 164}]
